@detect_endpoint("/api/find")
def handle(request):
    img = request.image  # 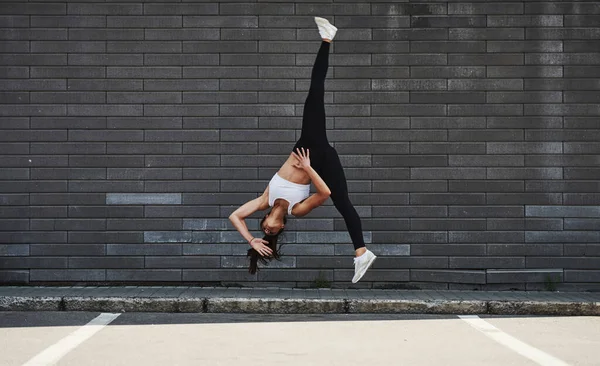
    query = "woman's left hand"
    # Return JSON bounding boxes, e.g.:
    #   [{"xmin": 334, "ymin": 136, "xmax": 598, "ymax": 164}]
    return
[{"xmin": 292, "ymin": 147, "xmax": 311, "ymax": 170}]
